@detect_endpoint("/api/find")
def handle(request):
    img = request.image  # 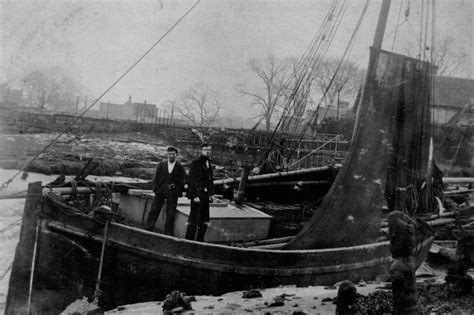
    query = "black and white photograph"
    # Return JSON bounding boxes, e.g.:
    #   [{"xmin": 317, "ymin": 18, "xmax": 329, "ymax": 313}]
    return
[{"xmin": 0, "ymin": 0, "xmax": 473, "ymax": 313}]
